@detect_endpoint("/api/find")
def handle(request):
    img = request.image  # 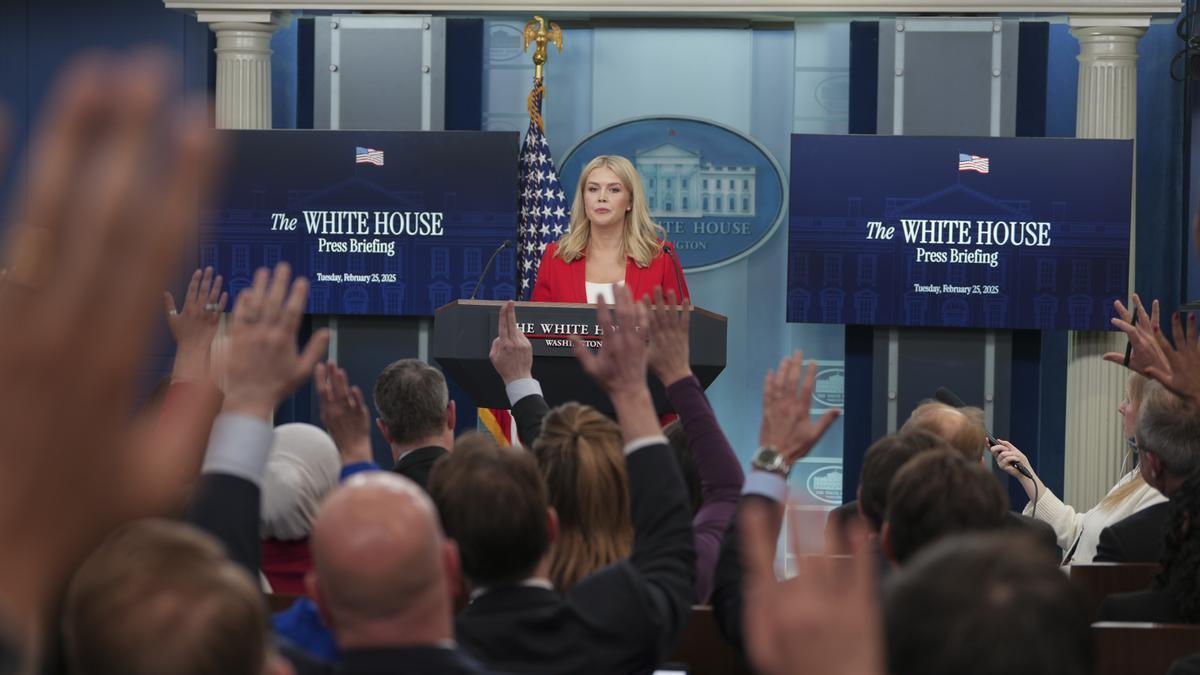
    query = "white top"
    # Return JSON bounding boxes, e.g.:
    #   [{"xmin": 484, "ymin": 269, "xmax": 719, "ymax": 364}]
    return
[
  {"xmin": 1023, "ymin": 469, "xmax": 1167, "ymax": 564},
  {"xmin": 585, "ymin": 280, "xmax": 624, "ymax": 304}
]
